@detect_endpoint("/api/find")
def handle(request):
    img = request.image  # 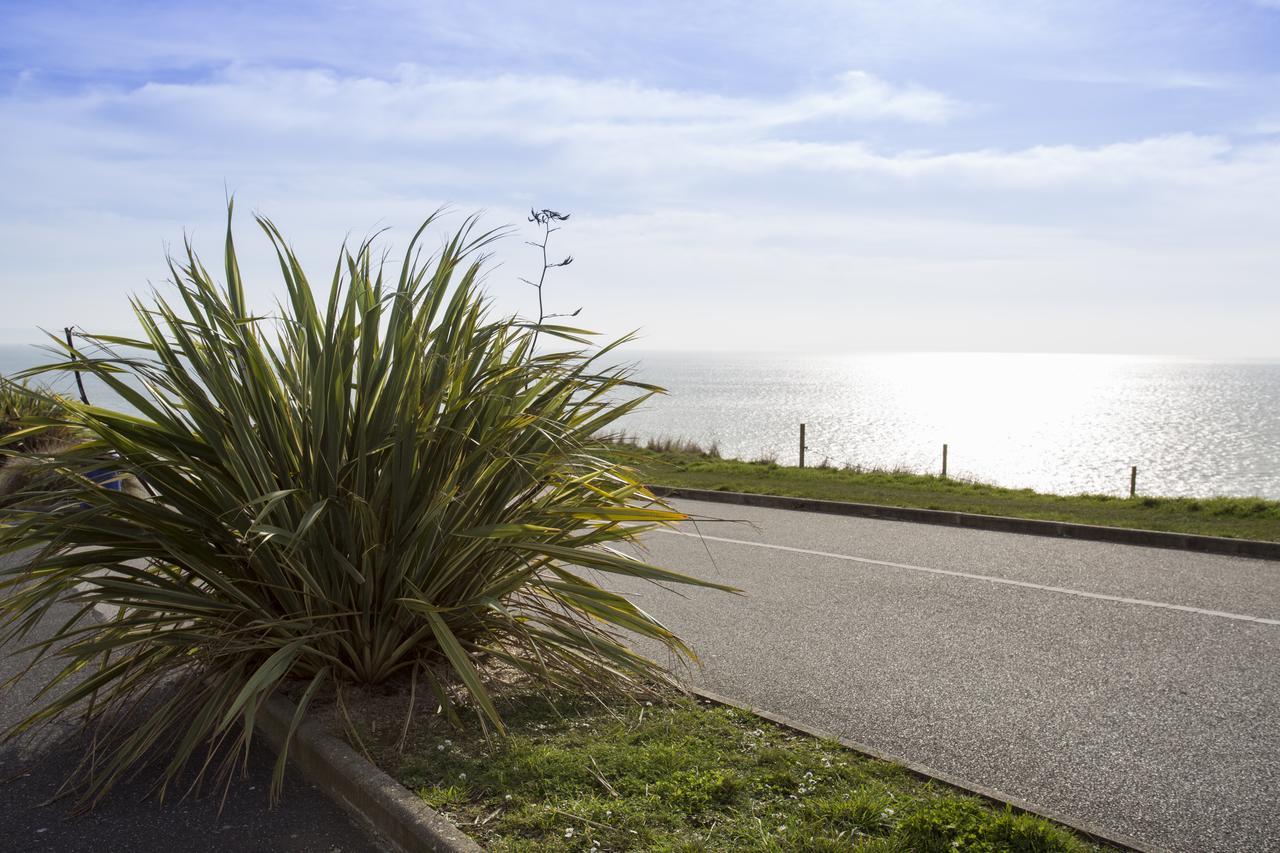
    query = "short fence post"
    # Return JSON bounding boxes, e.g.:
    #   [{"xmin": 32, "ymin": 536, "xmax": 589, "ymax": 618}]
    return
[
  {"xmin": 942, "ymin": 443, "xmax": 948, "ymax": 479},
  {"xmin": 1130, "ymin": 466, "xmax": 1137, "ymax": 498},
  {"xmin": 799, "ymin": 423, "xmax": 807, "ymax": 469}
]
